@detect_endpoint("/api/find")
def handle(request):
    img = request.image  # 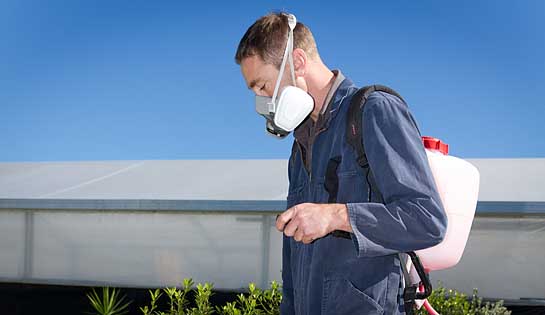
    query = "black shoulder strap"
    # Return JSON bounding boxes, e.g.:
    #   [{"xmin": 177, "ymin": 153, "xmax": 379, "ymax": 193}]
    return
[
  {"xmin": 346, "ymin": 84, "xmax": 406, "ymax": 168},
  {"xmin": 345, "ymin": 85, "xmax": 432, "ymax": 313}
]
